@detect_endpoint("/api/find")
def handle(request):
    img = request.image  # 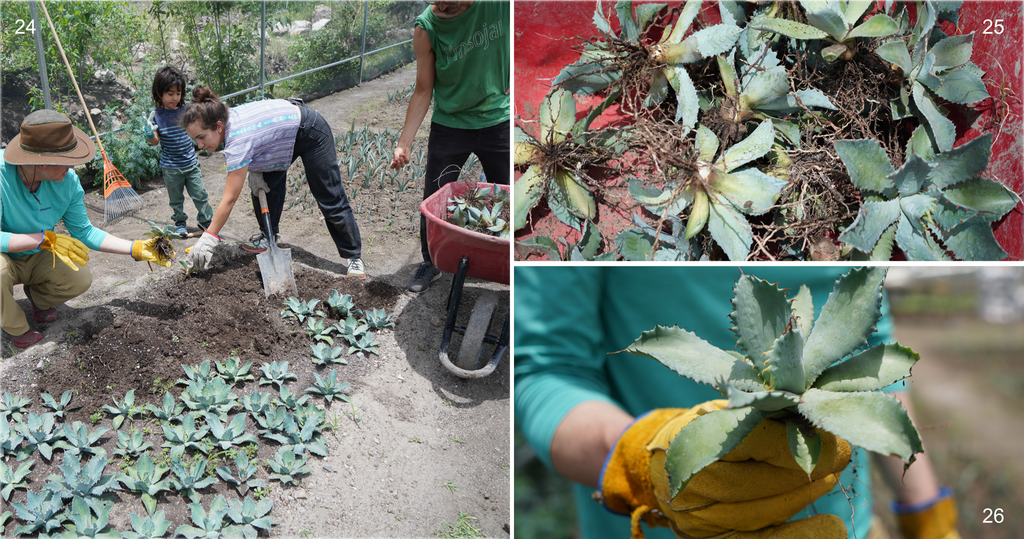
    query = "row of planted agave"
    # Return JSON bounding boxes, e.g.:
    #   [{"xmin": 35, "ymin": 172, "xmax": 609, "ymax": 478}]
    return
[
  {"xmin": 514, "ymin": 0, "xmax": 1020, "ymax": 261},
  {"xmin": 0, "ymin": 290, "xmax": 391, "ymax": 538}
]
